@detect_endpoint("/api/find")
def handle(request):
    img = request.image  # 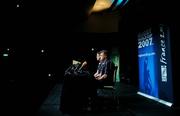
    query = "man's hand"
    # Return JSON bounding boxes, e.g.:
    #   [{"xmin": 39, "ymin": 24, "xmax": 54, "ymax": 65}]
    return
[
  {"xmin": 96, "ymin": 74, "xmax": 107, "ymax": 80},
  {"xmin": 94, "ymin": 72, "xmax": 98, "ymax": 78},
  {"xmin": 95, "ymin": 74, "xmax": 101, "ymax": 80},
  {"xmin": 94, "ymin": 71, "xmax": 101, "ymax": 78},
  {"xmin": 96, "ymin": 76, "xmax": 103, "ymax": 80}
]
